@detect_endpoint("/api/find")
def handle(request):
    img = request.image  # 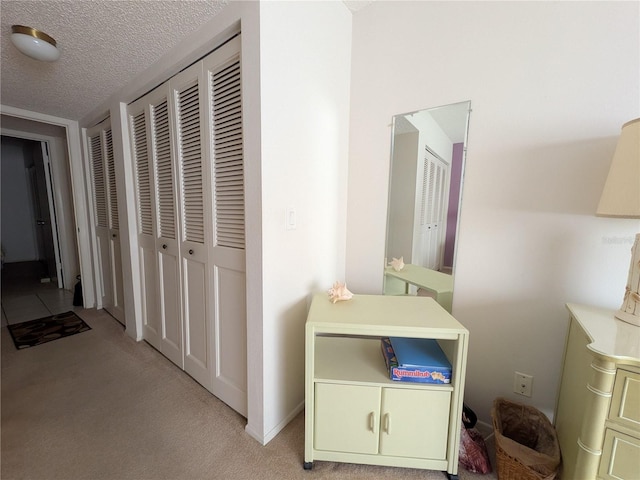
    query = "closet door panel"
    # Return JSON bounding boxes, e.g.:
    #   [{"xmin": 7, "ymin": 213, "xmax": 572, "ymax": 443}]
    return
[
  {"xmin": 150, "ymin": 86, "xmax": 183, "ymax": 364},
  {"xmin": 87, "ymin": 124, "xmax": 112, "ymax": 310},
  {"xmin": 128, "ymin": 100, "xmax": 160, "ymax": 349},
  {"xmin": 158, "ymin": 250, "xmax": 182, "ymax": 367},
  {"xmin": 95, "ymin": 233, "xmax": 113, "ymax": 308},
  {"xmin": 172, "ymin": 62, "xmax": 213, "ymax": 390},
  {"xmin": 183, "ymin": 256, "xmax": 209, "ymax": 383},
  {"xmin": 140, "ymin": 237, "xmax": 160, "ymax": 339},
  {"xmin": 104, "ymin": 127, "xmax": 125, "ymax": 322},
  {"xmin": 212, "ymin": 249, "xmax": 247, "ymax": 414},
  {"xmin": 416, "ymin": 150, "xmax": 449, "ymax": 271},
  {"xmin": 204, "ymin": 36, "xmax": 247, "ymax": 415},
  {"xmin": 109, "ymin": 233, "xmax": 125, "ymax": 322}
]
